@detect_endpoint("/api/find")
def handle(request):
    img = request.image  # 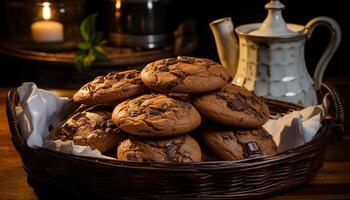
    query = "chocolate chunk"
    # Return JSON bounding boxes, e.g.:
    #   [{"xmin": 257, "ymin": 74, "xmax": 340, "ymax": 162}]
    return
[
  {"xmin": 107, "ymin": 119, "xmax": 117, "ymax": 129},
  {"xmin": 61, "ymin": 124, "xmax": 76, "ymax": 136},
  {"xmin": 122, "ymin": 87, "xmax": 129, "ymax": 92},
  {"xmin": 92, "ymin": 121, "xmax": 107, "ymax": 130},
  {"xmin": 157, "ymin": 65, "xmax": 169, "ymax": 72},
  {"xmin": 134, "ymin": 99, "xmax": 144, "ymax": 106},
  {"xmin": 236, "ymin": 129, "xmax": 248, "ymax": 135},
  {"xmin": 246, "ymin": 108, "xmax": 263, "ymax": 118},
  {"xmin": 202, "ymin": 63, "xmax": 212, "ymax": 69},
  {"xmin": 160, "ymin": 104, "xmax": 168, "ymax": 111},
  {"xmin": 164, "ymin": 142, "xmax": 178, "ymax": 161},
  {"xmin": 234, "ymin": 93, "xmax": 246, "ymax": 103},
  {"xmin": 144, "ymin": 121, "xmax": 161, "ymax": 131},
  {"xmin": 130, "ymin": 111, "xmax": 140, "ymax": 117},
  {"xmin": 179, "ymin": 101, "xmax": 191, "ymax": 109},
  {"xmin": 171, "ymin": 71, "xmax": 188, "ymax": 80},
  {"xmin": 148, "ymin": 108, "xmax": 161, "ymax": 115},
  {"xmin": 72, "ymin": 112, "xmax": 83, "ymax": 121},
  {"xmin": 259, "ymin": 129, "xmax": 272, "ymax": 139},
  {"xmin": 250, "ymin": 95, "xmax": 262, "ymax": 106},
  {"xmin": 227, "ymin": 100, "xmax": 244, "ymax": 111},
  {"xmin": 126, "ymin": 73, "xmax": 136, "ymax": 79},
  {"xmin": 222, "ymin": 134, "xmax": 231, "ymax": 140},
  {"xmin": 242, "ymin": 141, "xmax": 263, "ymax": 158},
  {"xmin": 165, "ymin": 142, "xmax": 178, "ymax": 155},
  {"xmin": 112, "ymin": 73, "xmax": 124, "ymax": 80},
  {"xmin": 166, "ymin": 80, "xmax": 179, "ymax": 90}
]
